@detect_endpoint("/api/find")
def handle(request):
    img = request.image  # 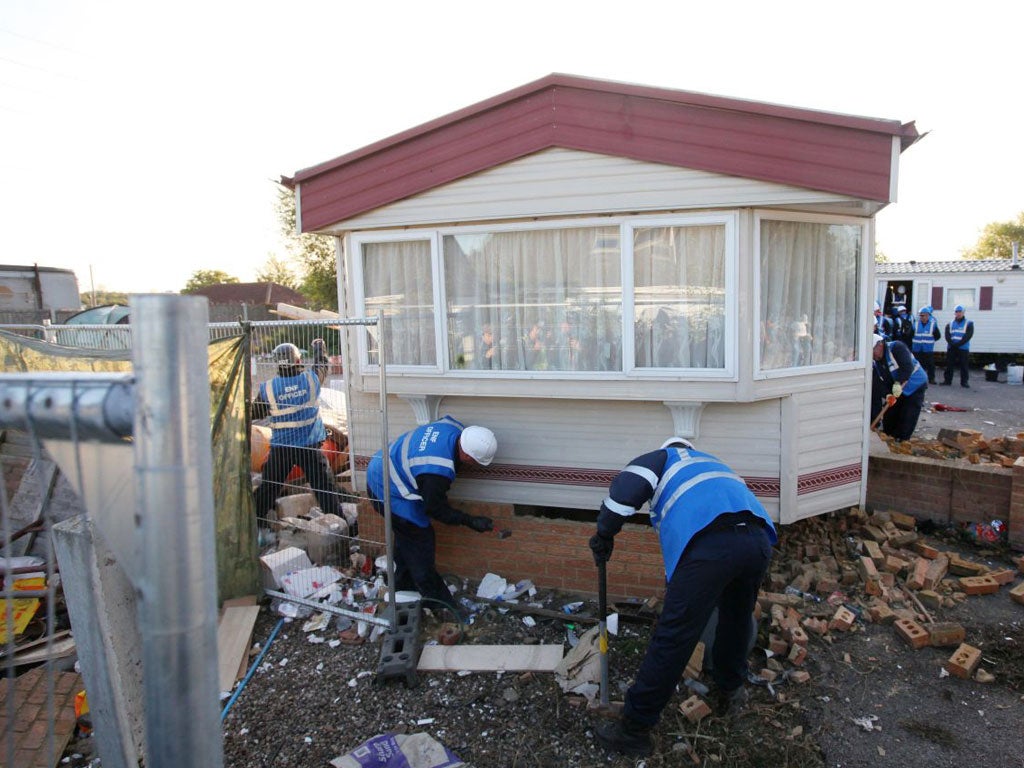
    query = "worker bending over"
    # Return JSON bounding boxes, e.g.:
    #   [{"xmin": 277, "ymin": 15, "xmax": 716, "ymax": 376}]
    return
[
  {"xmin": 366, "ymin": 417, "xmax": 496, "ymax": 619},
  {"xmin": 590, "ymin": 438, "xmax": 776, "ymax": 757}
]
